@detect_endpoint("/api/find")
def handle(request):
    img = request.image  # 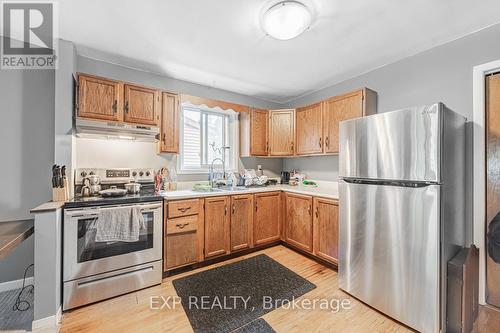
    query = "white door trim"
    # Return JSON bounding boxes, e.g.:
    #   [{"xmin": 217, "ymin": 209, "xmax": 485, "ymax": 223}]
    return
[{"xmin": 473, "ymin": 59, "xmax": 500, "ymax": 305}]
